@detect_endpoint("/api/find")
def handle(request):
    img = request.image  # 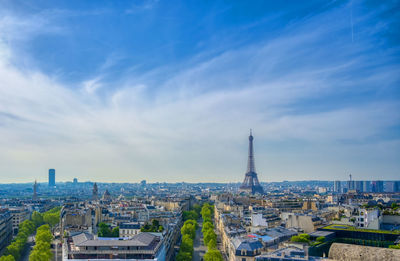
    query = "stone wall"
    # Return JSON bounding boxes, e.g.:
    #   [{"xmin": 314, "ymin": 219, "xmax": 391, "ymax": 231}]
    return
[{"xmin": 328, "ymin": 243, "xmax": 400, "ymax": 261}]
